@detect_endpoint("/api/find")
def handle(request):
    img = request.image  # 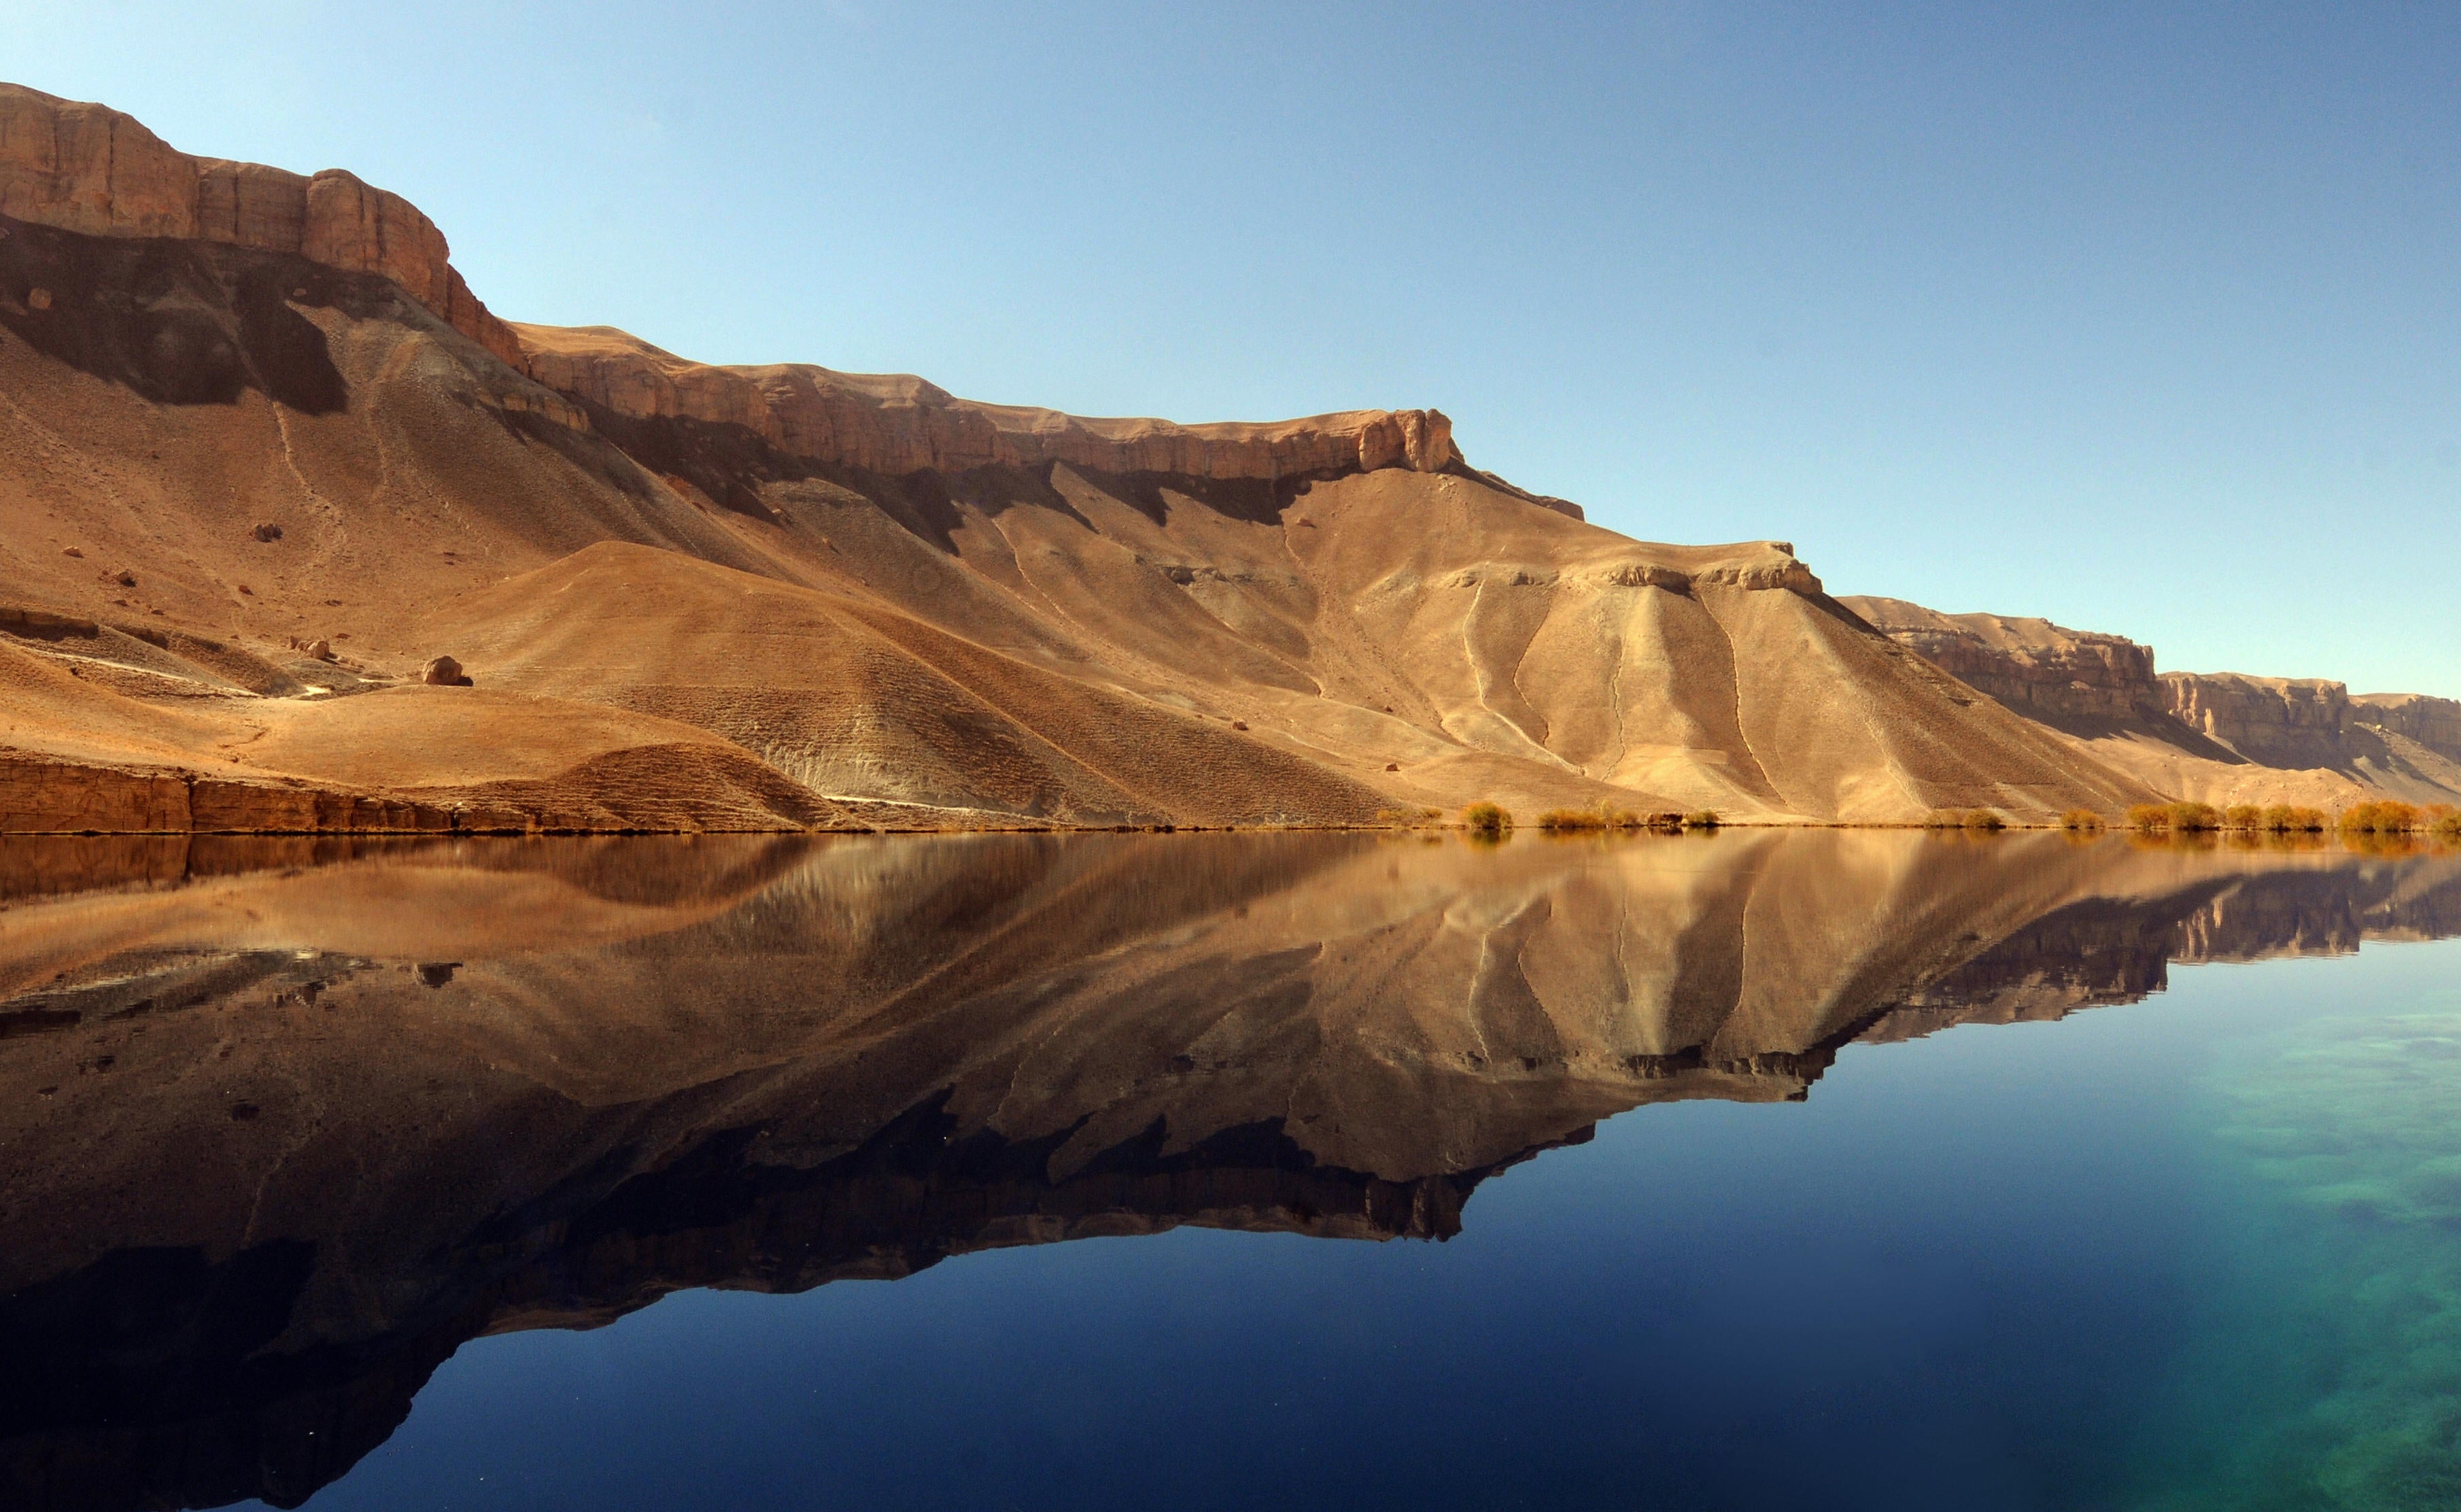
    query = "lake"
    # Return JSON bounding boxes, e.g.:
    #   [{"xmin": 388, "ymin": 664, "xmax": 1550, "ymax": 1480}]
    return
[{"xmin": 5, "ymin": 829, "xmax": 2460, "ymax": 1511}]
